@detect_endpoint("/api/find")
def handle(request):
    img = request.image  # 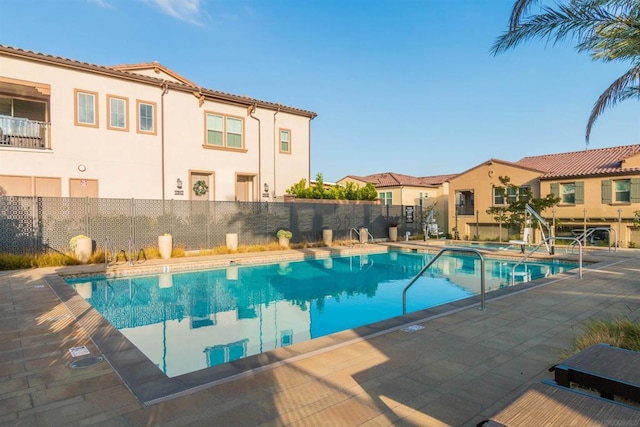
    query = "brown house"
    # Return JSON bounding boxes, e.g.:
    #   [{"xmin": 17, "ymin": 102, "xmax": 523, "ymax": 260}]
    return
[
  {"xmin": 448, "ymin": 144, "xmax": 640, "ymax": 247},
  {"xmin": 338, "ymin": 172, "xmax": 456, "ymax": 233}
]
